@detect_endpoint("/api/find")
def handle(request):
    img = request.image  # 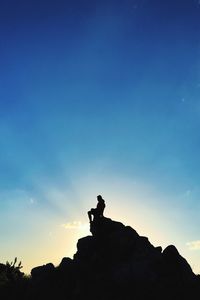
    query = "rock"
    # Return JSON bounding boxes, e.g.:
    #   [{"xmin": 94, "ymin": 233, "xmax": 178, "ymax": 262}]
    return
[
  {"xmin": 156, "ymin": 246, "xmax": 162, "ymax": 253},
  {"xmin": 162, "ymin": 245, "xmax": 195, "ymax": 282},
  {"xmin": 90, "ymin": 217, "xmax": 124, "ymax": 237},
  {"xmin": 2, "ymin": 216, "xmax": 200, "ymax": 300},
  {"xmin": 58, "ymin": 257, "xmax": 73, "ymax": 270},
  {"xmin": 72, "ymin": 217, "xmax": 199, "ymax": 299},
  {"xmin": 31, "ymin": 263, "xmax": 55, "ymax": 280}
]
